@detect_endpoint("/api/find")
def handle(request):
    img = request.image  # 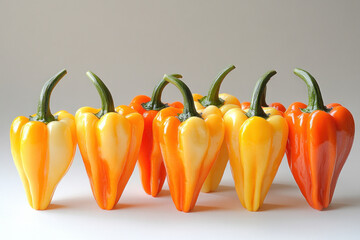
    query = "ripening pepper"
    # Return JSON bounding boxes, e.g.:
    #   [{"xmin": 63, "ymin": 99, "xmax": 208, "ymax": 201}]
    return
[
  {"xmin": 154, "ymin": 74, "xmax": 224, "ymax": 212},
  {"xmin": 241, "ymin": 86, "xmax": 286, "ymax": 113},
  {"xmin": 224, "ymin": 70, "xmax": 288, "ymax": 211},
  {"xmin": 76, "ymin": 72, "xmax": 144, "ymax": 210},
  {"xmin": 10, "ymin": 69, "xmax": 76, "ymax": 210},
  {"xmin": 129, "ymin": 75, "xmax": 183, "ymax": 197},
  {"xmin": 192, "ymin": 65, "xmax": 241, "ymax": 193},
  {"xmin": 285, "ymin": 68, "xmax": 355, "ymax": 210}
]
